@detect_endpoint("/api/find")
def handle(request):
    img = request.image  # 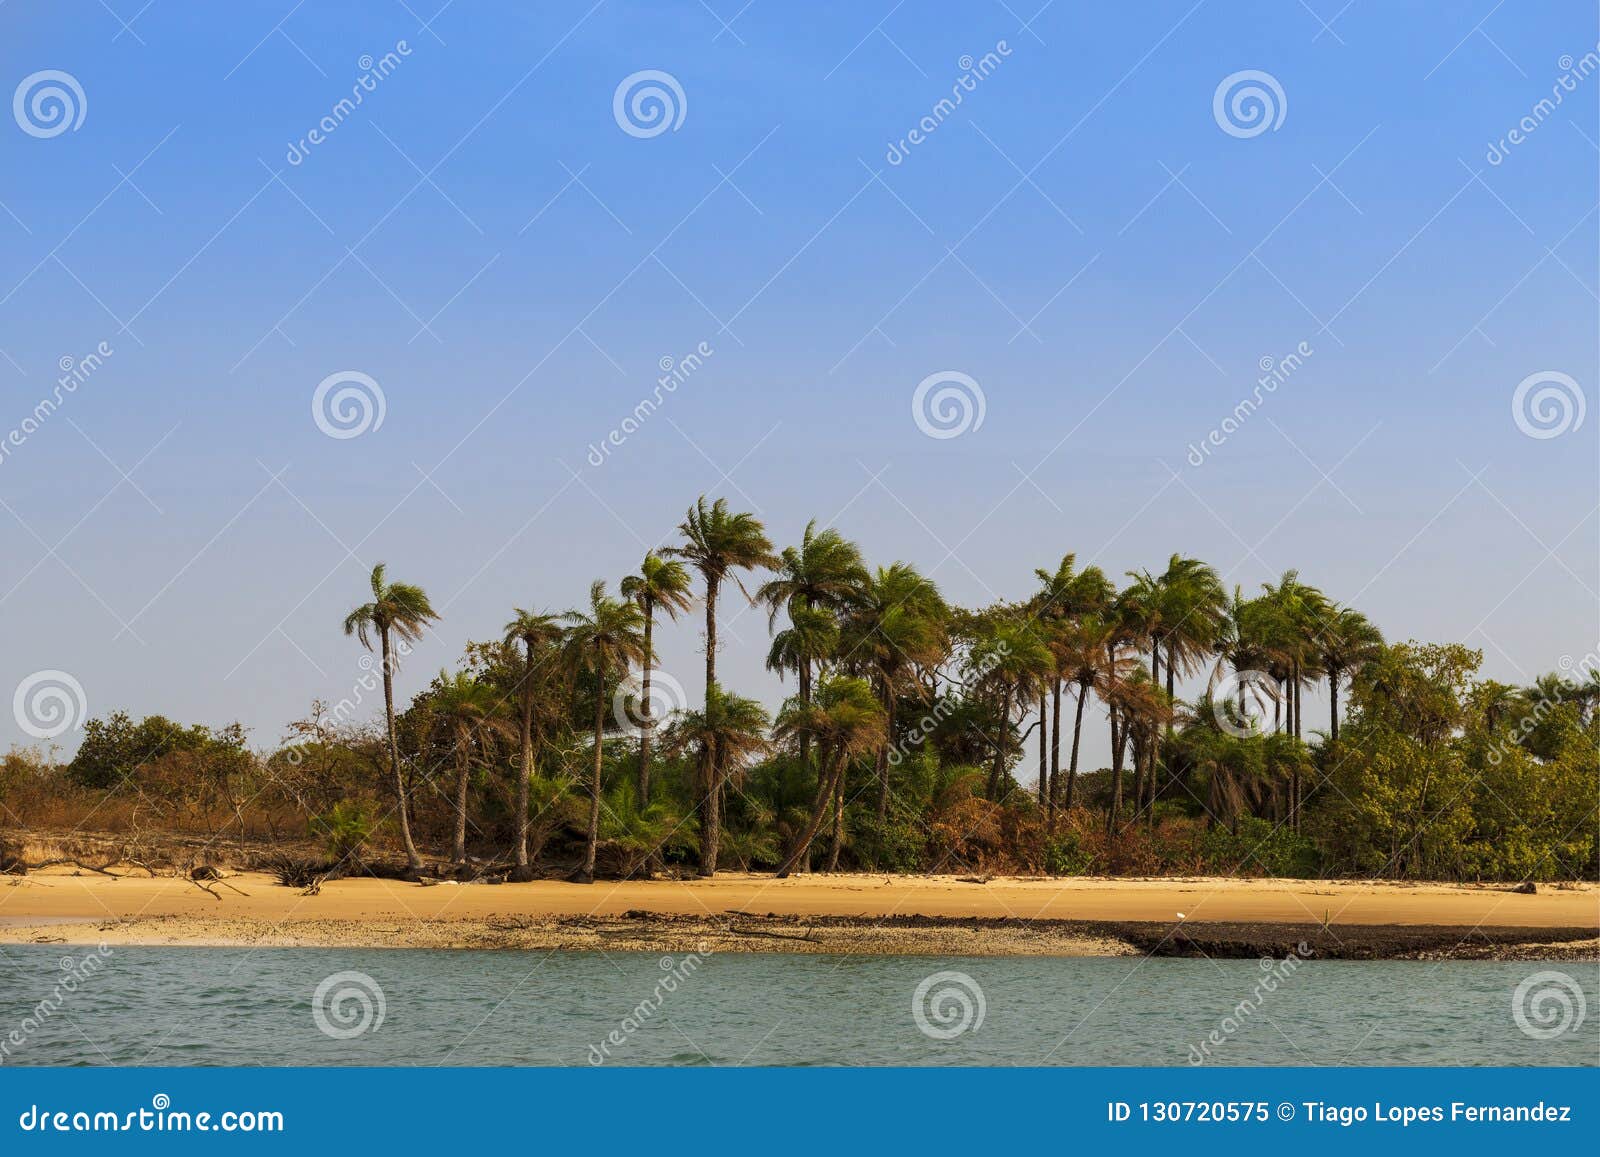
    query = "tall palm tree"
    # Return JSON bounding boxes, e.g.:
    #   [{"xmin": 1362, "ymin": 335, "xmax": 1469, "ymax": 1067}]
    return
[
  {"xmin": 660, "ymin": 683, "xmax": 771, "ymax": 876},
  {"xmin": 429, "ymin": 670, "xmax": 515, "ymax": 864},
  {"xmin": 1055, "ymin": 615, "xmax": 1129, "ymax": 812},
  {"xmin": 562, "ymin": 581, "xmax": 648, "ymax": 883},
  {"xmin": 839, "ymin": 562, "xmax": 949, "ymax": 816},
  {"xmin": 664, "ymin": 497, "xmax": 775, "ymax": 874},
  {"xmin": 966, "ymin": 614, "xmax": 1053, "ymax": 801},
  {"xmin": 619, "ymin": 552, "xmax": 694, "ymax": 805},
  {"xmin": 772, "ymin": 676, "xmax": 885, "ymax": 877},
  {"xmin": 503, "ymin": 607, "xmax": 564, "ymax": 877},
  {"xmin": 1314, "ymin": 604, "xmax": 1383, "ymax": 742},
  {"xmin": 343, "ymin": 562, "xmax": 439, "ymax": 872}
]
